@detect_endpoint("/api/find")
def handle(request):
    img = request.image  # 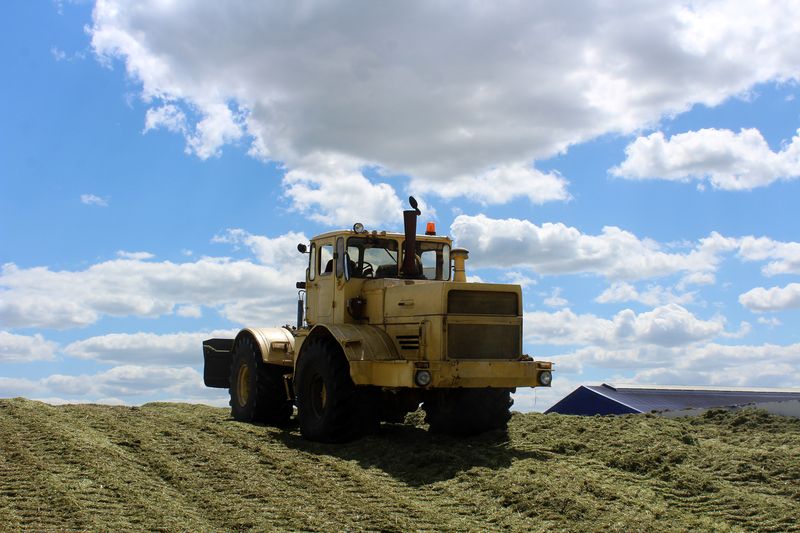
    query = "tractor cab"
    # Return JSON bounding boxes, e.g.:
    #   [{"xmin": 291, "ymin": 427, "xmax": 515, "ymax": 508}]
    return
[{"xmin": 302, "ymin": 226, "xmax": 452, "ymax": 326}]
